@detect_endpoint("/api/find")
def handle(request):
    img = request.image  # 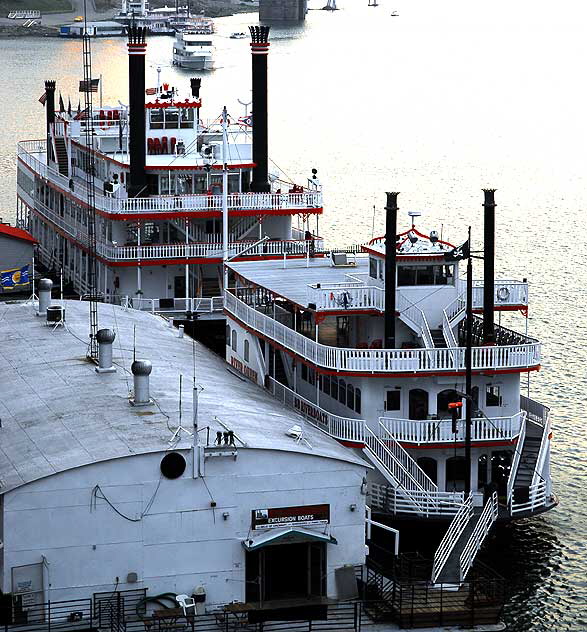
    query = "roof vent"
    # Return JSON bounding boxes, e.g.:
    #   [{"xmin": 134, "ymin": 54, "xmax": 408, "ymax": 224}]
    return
[
  {"xmin": 37, "ymin": 278, "xmax": 52, "ymax": 317},
  {"xmin": 96, "ymin": 328, "xmax": 117, "ymax": 374},
  {"xmin": 130, "ymin": 359, "xmax": 152, "ymax": 406}
]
